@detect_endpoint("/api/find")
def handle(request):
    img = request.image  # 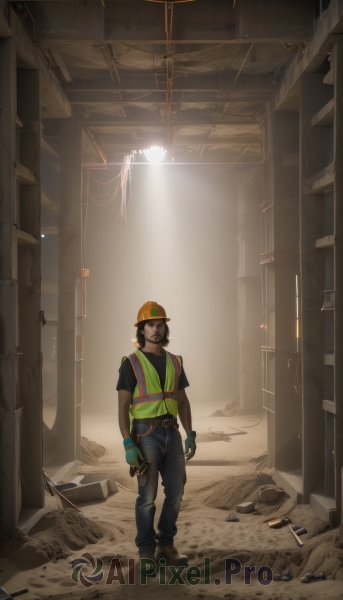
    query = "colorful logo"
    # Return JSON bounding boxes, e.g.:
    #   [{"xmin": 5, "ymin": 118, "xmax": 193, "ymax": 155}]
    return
[
  {"xmin": 151, "ymin": 308, "xmax": 160, "ymax": 316},
  {"xmin": 71, "ymin": 553, "xmax": 104, "ymax": 588}
]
